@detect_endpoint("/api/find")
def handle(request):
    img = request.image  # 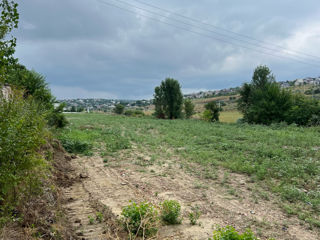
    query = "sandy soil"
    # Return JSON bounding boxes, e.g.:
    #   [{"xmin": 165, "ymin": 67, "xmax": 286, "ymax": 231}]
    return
[{"xmin": 62, "ymin": 149, "xmax": 320, "ymax": 240}]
